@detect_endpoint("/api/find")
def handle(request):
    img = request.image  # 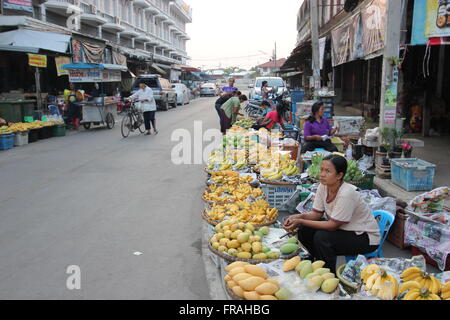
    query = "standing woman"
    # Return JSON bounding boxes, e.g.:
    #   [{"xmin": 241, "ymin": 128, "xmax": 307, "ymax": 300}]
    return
[
  {"xmin": 303, "ymin": 102, "xmax": 339, "ymax": 152},
  {"xmin": 129, "ymin": 81, "xmax": 158, "ymax": 135},
  {"xmin": 261, "ymin": 80, "xmax": 274, "ymax": 102},
  {"xmin": 282, "ymin": 155, "xmax": 380, "ymax": 273},
  {"xmin": 218, "ymin": 94, "xmax": 248, "ymax": 134}
]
